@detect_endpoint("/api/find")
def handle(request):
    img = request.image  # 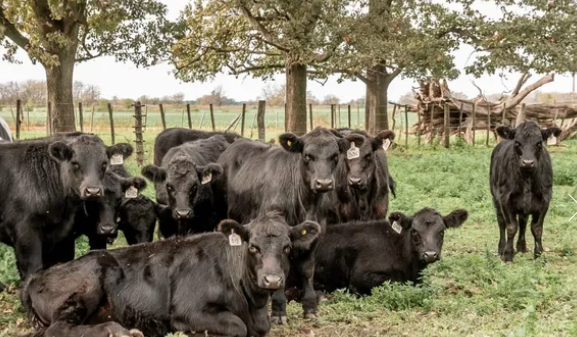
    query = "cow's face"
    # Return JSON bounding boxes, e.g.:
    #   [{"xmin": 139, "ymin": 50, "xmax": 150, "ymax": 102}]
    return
[
  {"xmin": 279, "ymin": 127, "xmax": 348, "ymax": 193},
  {"xmin": 496, "ymin": 122, "xmax": 561, "ymax": 170},
  {"xmin": 344, "ymin": 130, "xmax": 394, "ymax": 189},
  {"xmin": 118, "ymin": 197, "xmax": 157, "ymax": 245},
  {"xmin": 49, "ymin": 136, "xmax": 133, "ymax": 200},
  {"xmin": 142, "ymin": 159, "xmax": 222, "ymax": 220},
  {"xmin": 389, "ymin": 208, "xmax": 467, "ymax": 263},
  {"xmin": 218, "ymin": 214, "xmax": 321, "ymax": 291}
]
